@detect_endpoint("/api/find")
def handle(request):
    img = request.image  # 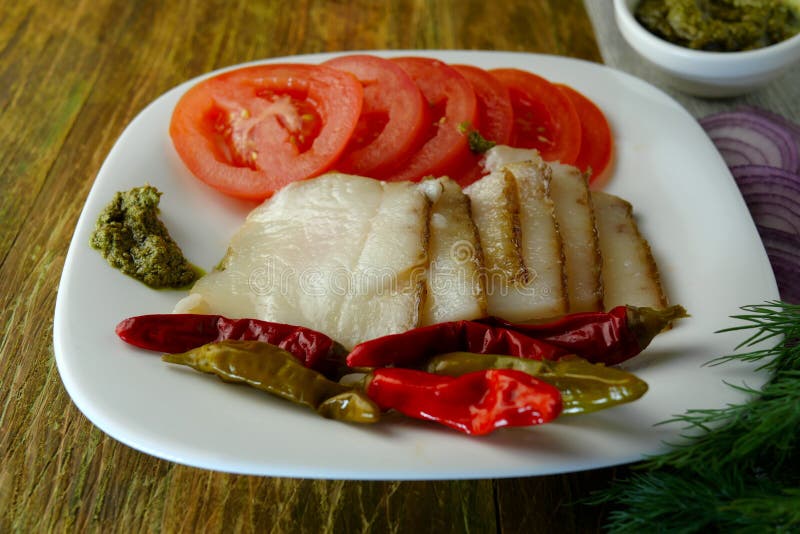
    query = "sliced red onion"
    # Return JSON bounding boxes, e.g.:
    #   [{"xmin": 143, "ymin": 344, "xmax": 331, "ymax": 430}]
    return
[
  {"xmin": 756, "ymin": 226, "xmax": 800, "ymax": 304},
  {"xmin": 744, "ymin": 198, "xmax": 800, "ymax": 235},
  {"xmin": 738, "ymin": 106, "xmax": 800, "ymax": 150},
  {"xmin": 700, "ymin": 111, "xmax": 799, "ymax": 173},
  {"xmin": 713, "ymin": 137, "xmax": 773, "ymax": 167},
  {"xmin": 701, "ymin": 108, "xmax": 800, "ymax": 302},
  {"xmin": 731, "ymin": 165, "xmax": 800, "ymax": 235}
]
